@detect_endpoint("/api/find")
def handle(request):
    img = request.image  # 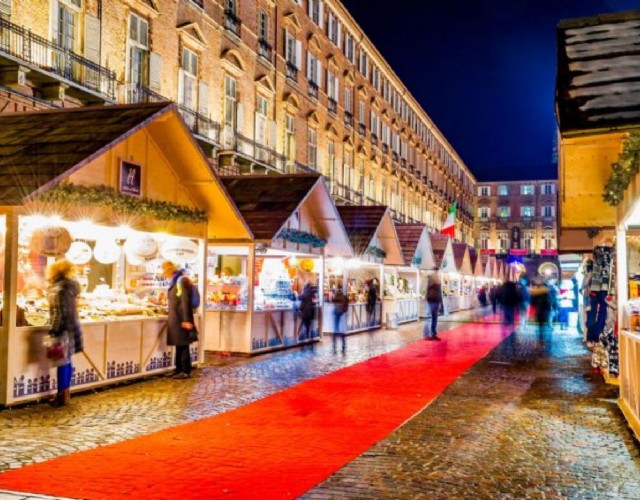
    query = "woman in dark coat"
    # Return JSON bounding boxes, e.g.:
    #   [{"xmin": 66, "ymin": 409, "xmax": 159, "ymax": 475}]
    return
[
  {"xmin": 47, "ymin": 258, "xmax": 83, "ymax": 407},
  {"xmin": 162, "ymin": 261, "xmax": 196, "ymax": 379},
  {"xmin": 298, "ymin": 282, "xmax": 316, "ymax": 340},
  {"xmin": 366, "ymin": 278, "xmax": 379, "ymax": 326}
]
